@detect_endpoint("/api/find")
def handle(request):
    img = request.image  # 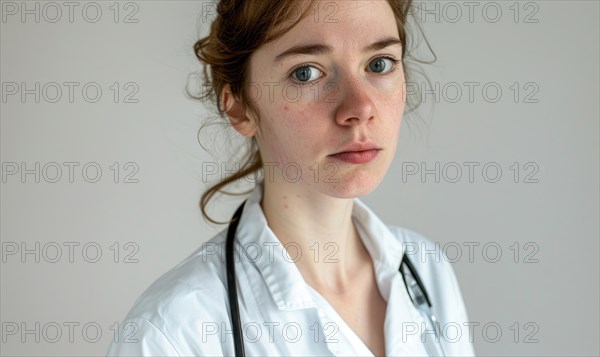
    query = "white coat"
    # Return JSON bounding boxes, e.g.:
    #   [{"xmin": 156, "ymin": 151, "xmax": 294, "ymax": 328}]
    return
[{"xmin": 108, "ymin": 183, "xmax": 475, "ymax": 356}]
